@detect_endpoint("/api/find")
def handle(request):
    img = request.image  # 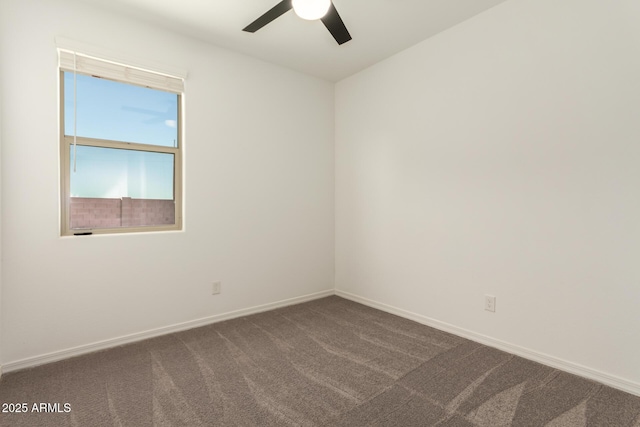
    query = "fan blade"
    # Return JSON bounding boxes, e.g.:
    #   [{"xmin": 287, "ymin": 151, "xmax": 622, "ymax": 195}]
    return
[
  {"xmin": 243, "ymin": 0, "xmax": 293, "ymax": 33},
  {"xmin": 321, "ymin": 3, "xmax": 351, "ymax": 45}
]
